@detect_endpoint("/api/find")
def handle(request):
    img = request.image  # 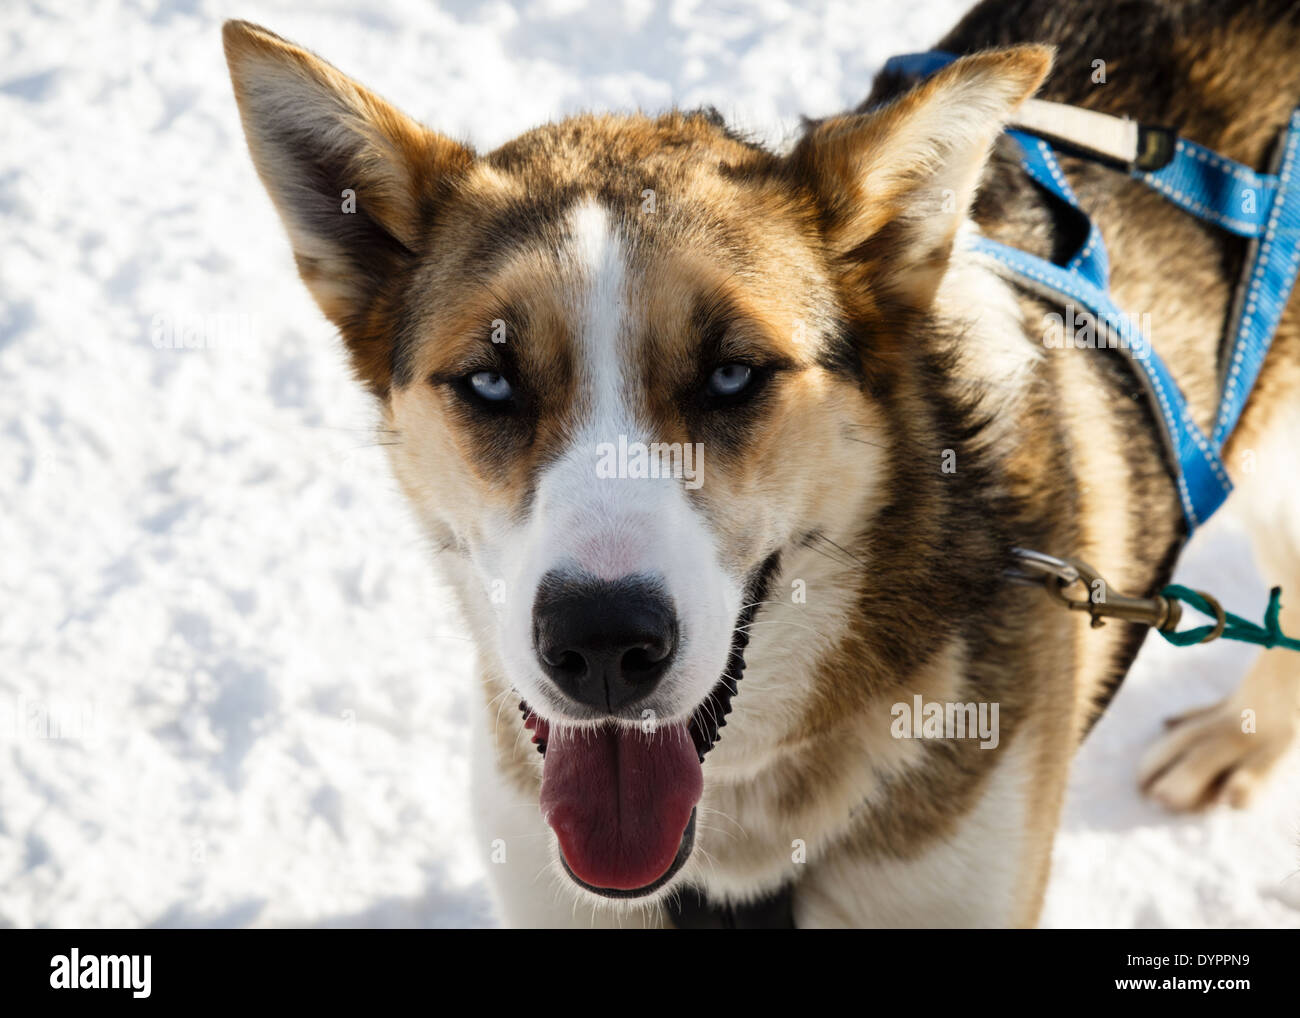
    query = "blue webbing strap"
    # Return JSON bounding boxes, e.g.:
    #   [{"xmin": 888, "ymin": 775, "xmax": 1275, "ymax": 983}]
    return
[
  {"xmin": 1012, "ymin": 131, "xmax": 1110, "ymax": 289},
  {"xmin": 1211, "ymin": 108, "xmax": 1300, "ymax": 447},
  {"xmin": 1140, "ymin": 136, "xmax": 1279, "ymax": 238},
  {"xmin": 880, "ymin": 51, "xmax": 1300, "ymax": 532},
  {"xmin": 965, "ymin": 229, "xmax": 1232, "ymax": 527}
]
